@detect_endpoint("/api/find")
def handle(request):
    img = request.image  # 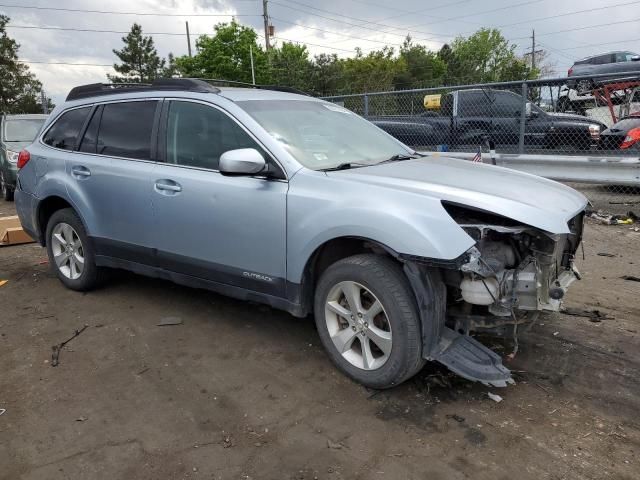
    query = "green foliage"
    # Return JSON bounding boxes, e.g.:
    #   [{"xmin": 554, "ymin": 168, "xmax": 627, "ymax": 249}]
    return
[
  {"xmin": 444, "ymin": 28, "xmax": 537, "ymax": 84},
  {"xmin": 108, "ymin": 23, "xmax": 166, "ymax": 83},
  {"xmin": 394, "ymin": 36, "xmax": 447, "ymax": 89},
  {"xmin": 0, "ymin": 15, "xmax": 46, "ymax": 113},
  {"xmin": 176, "ymin": 21, "xmax": 268, "ymax": 84},
  {"xmin": 168, "ymin": 24, "xmax": 541, "ymax": 95},
  {"xmin": 267, "ymin": 42, "xmax": 313, "ymax": 91}
]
